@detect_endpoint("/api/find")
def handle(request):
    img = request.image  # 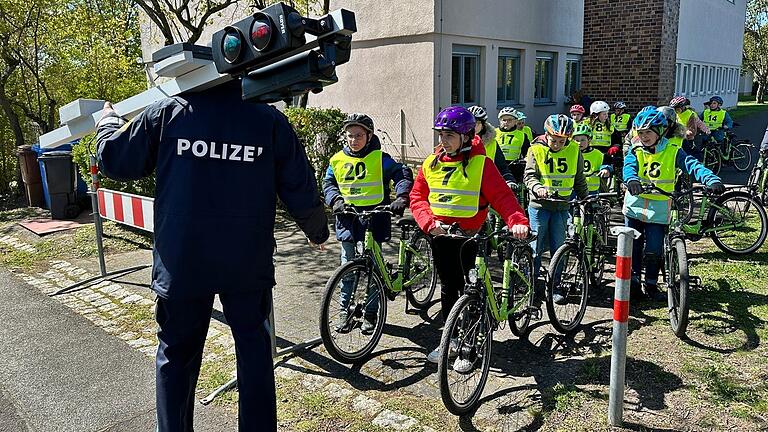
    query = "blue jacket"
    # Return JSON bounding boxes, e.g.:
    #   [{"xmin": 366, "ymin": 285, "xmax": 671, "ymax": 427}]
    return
[
  {"xmin": 623, "ymin": 138, "xmax": 720, "ymax": 224},
  {"xmin": 323, "ymin": 135, "xmax": 413, "ymax": 242},
  {"xmin": 97, "ymin": 80, "xmax": 329, "ymax": 300}
]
